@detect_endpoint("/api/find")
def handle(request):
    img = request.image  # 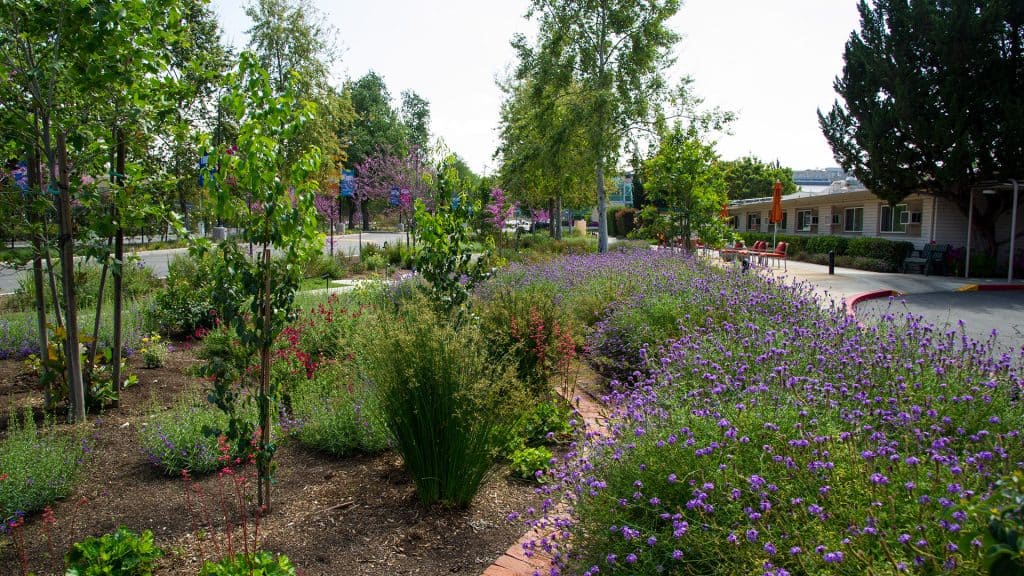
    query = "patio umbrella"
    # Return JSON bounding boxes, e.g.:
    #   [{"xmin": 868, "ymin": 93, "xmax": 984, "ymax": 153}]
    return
[{"xmin": 769, "ymin": 180, "xmax": 783, "ymax": 245}]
